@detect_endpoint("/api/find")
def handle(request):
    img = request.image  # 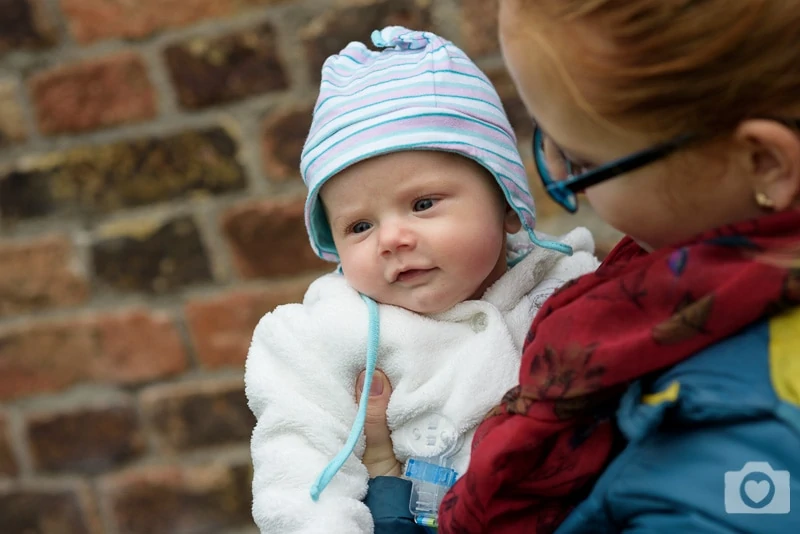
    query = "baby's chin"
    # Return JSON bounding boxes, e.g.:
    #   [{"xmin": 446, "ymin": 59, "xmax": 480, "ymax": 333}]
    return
[
  {"xmin": 403, "ymin": 301, "xmax": 456, "ymax": 316},
  {"xmin": 374, "ymin": 293, "xmax": 465, "ymax": 316},
  {"xmin": 348, "ymin": 280, "xmax": 477, "ymax": 316}
]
